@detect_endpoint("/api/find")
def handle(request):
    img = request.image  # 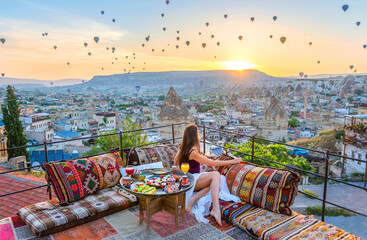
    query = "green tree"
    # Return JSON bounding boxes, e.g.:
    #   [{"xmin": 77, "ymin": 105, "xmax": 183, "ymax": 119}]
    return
[
  {"xmin": 291, "ymin": 110, "xmax": 300, "ymax": 117},
  {"xmin": 83, "ymin": 116, "xmax": 148, "ymax": 164},
  {"xmin": 347, "ymin": 96, "xmax": 354, "ymax": 103},
  {"xmin": 288, "ymin": 117, "xmax": 300, "ymax": 128},
  {"xmin": 226, "ymin": 142, "xmax": 313, "ymax": 175},
  {"xmin": 158, "ymin": 95, "xmax": 165, "ymax": 101},
  {"xmin": 1, "ymin": 86, "xmax": 29, "ymax": 160}
]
